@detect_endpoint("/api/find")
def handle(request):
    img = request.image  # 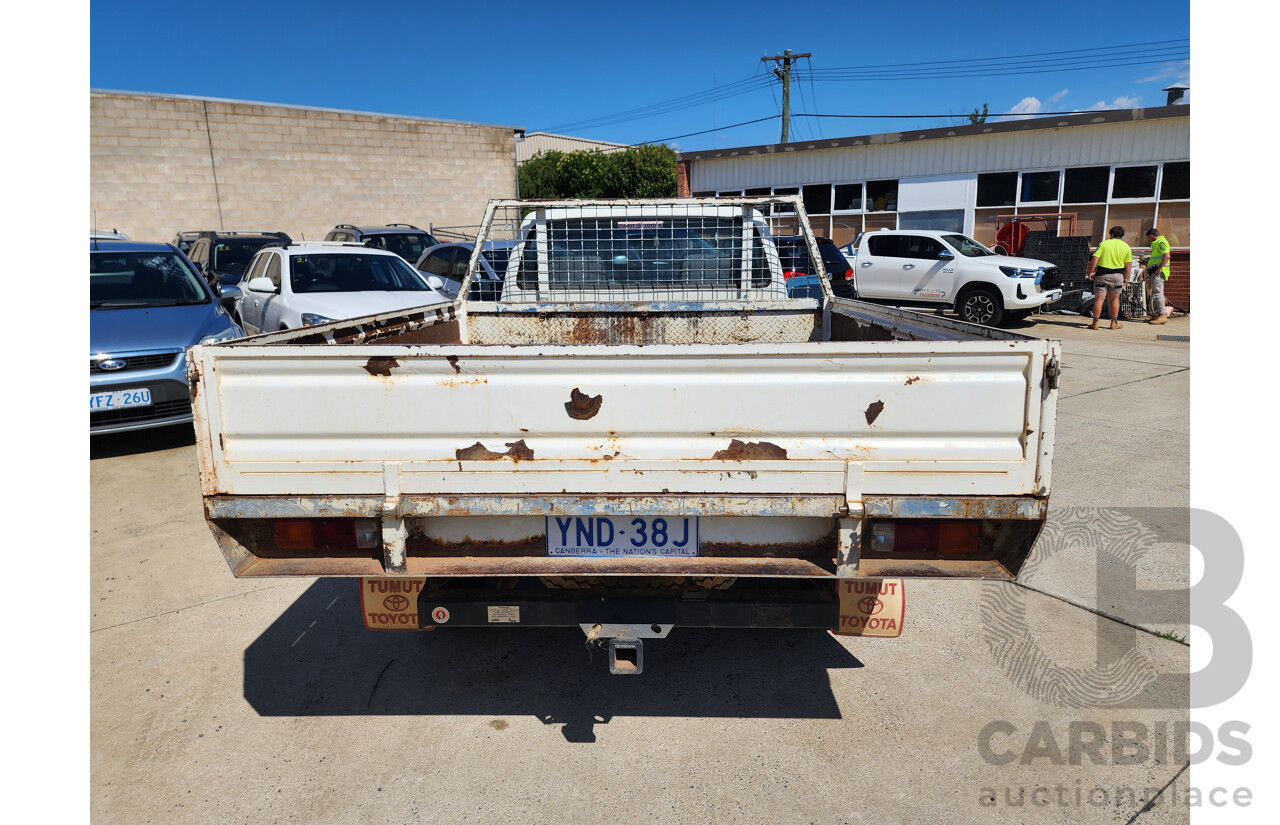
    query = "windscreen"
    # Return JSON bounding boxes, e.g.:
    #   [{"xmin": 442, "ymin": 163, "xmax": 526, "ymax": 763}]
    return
[
  {"xmin": 289, "ymin": 253, "xmax": 432, "ymax": 293},
  {"xmin": 212, "ymin": 239, "xmax": 273, "ymax": 275},
  {"xmin": 941, "ymin": 234, "xmax": 995, "ymax": 258},
  {"xmin": 91, "ymin": 251, "xmax": 211, "ymax": 309},
  {"xmin": 366, "ymin": 233, "xmax": 438, "ymax": 262}
]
